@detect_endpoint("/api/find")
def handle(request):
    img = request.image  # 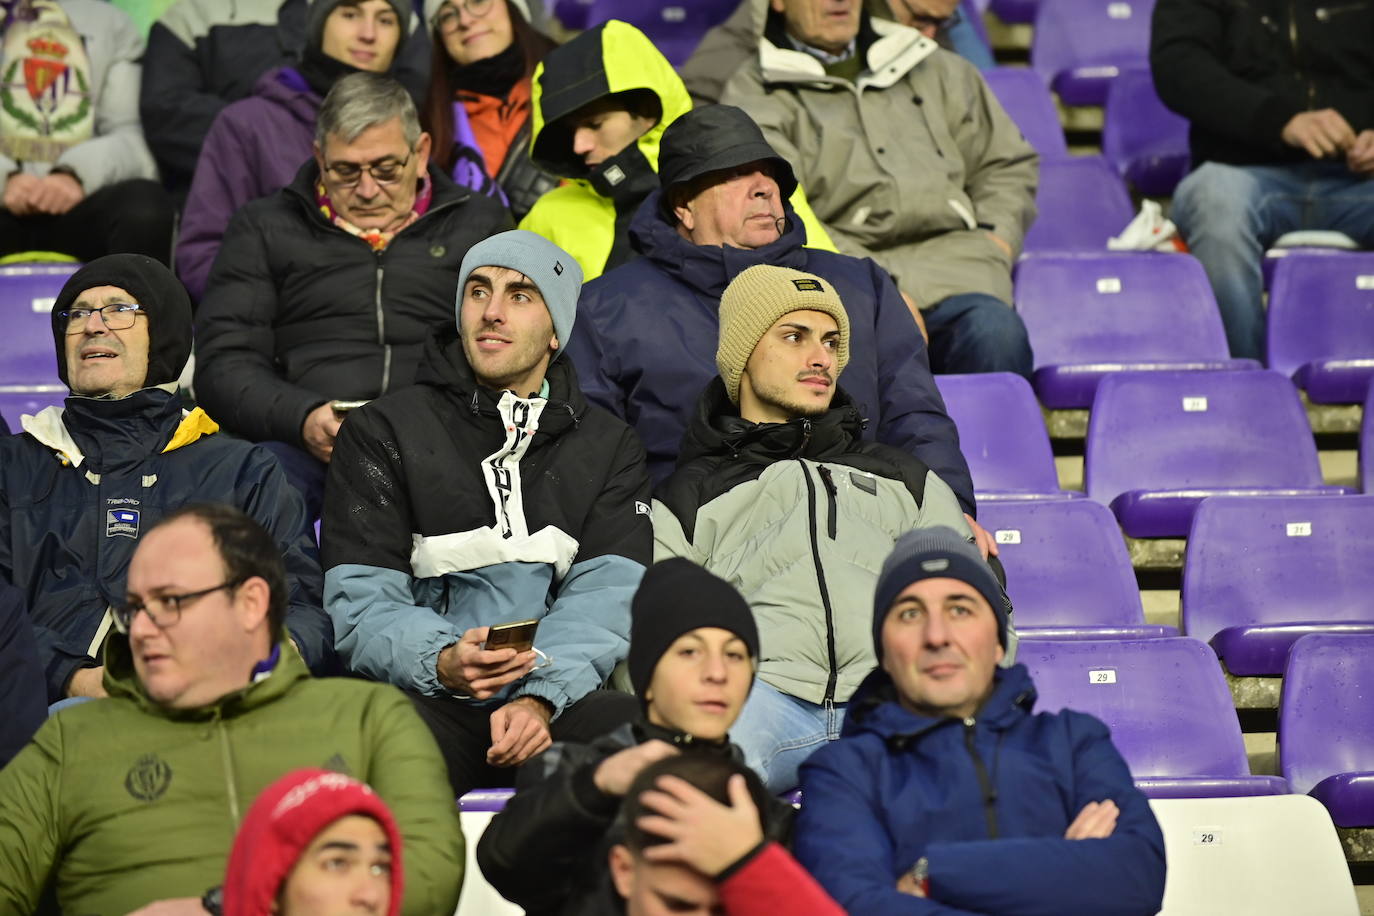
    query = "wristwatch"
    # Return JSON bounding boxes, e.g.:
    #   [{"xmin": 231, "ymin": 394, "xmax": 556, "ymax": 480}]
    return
[{"xmin": 201, "ymin": 884, "xmax": 223, "ymax": 915}]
